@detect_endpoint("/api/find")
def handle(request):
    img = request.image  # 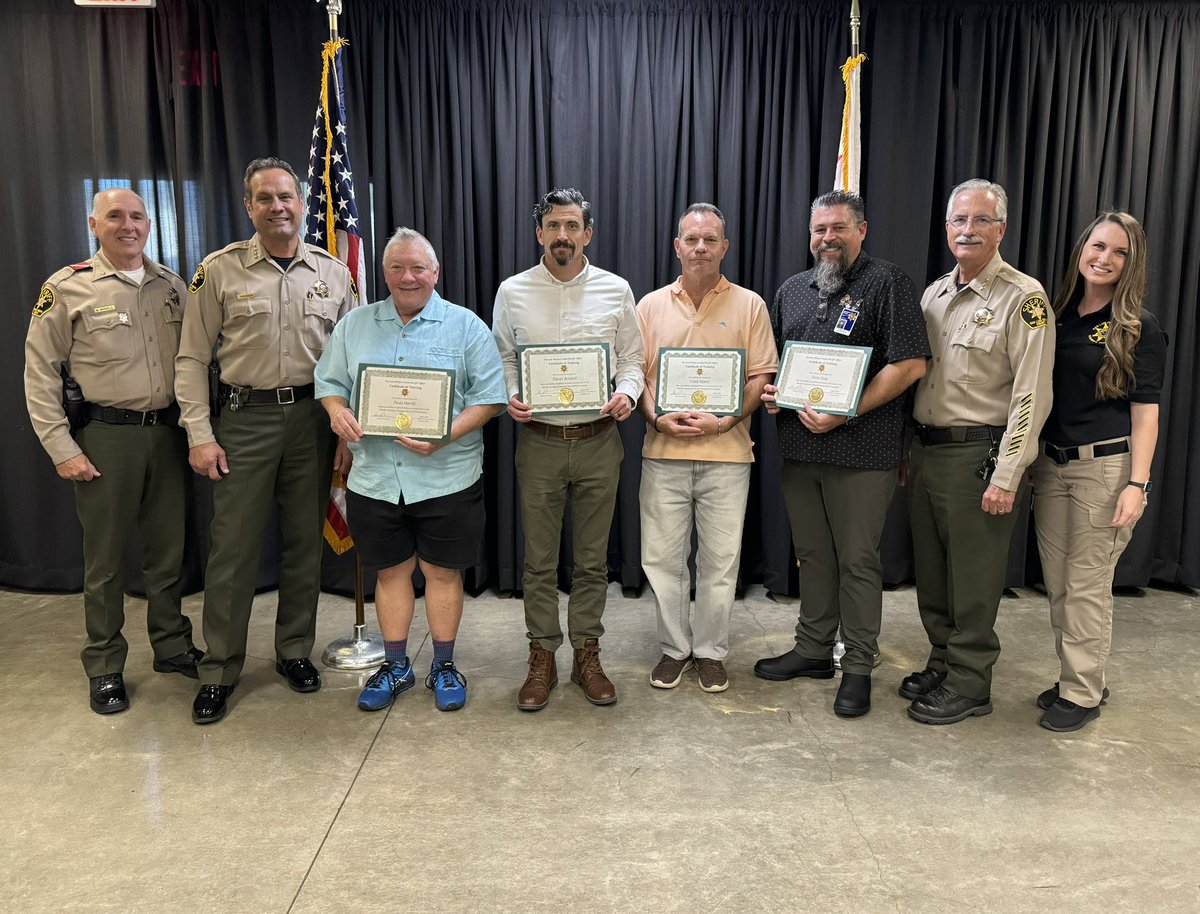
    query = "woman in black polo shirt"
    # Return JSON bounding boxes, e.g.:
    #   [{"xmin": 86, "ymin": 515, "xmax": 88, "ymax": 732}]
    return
[{"xmin": 1030, "ymin": 211, "xmax": 1167, "ymax": 732}]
